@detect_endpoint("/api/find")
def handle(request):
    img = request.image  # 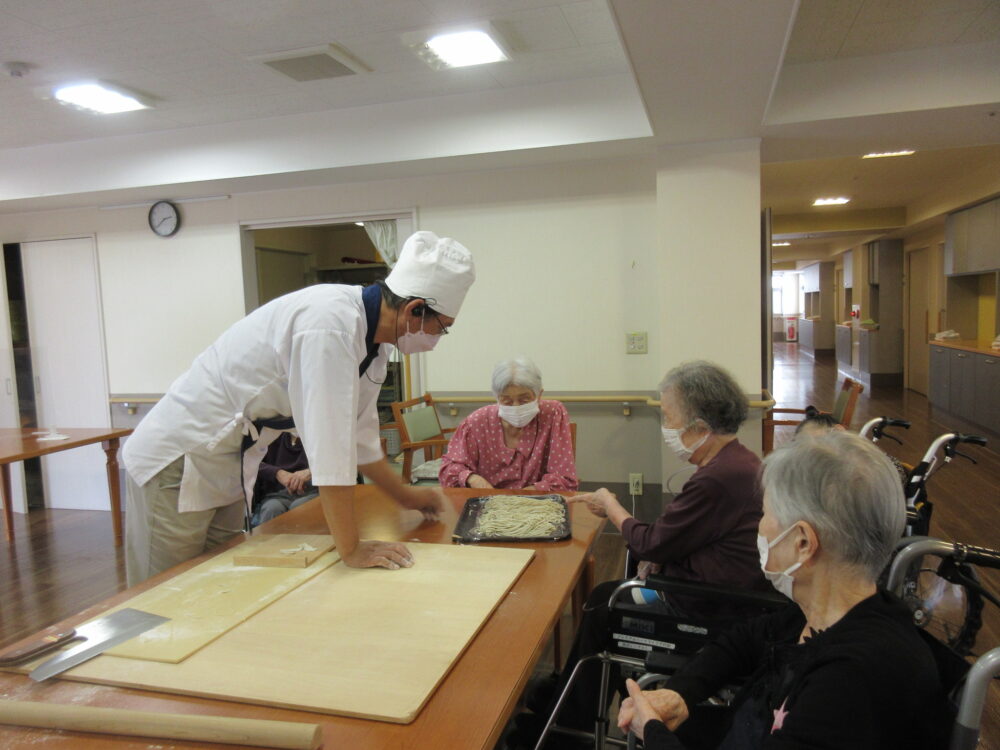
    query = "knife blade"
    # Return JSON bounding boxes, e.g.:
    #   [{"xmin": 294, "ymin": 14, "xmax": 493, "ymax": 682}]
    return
[{"xmin": 29, "ymin": 608, "xmax": 170, "ymax": 682}]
